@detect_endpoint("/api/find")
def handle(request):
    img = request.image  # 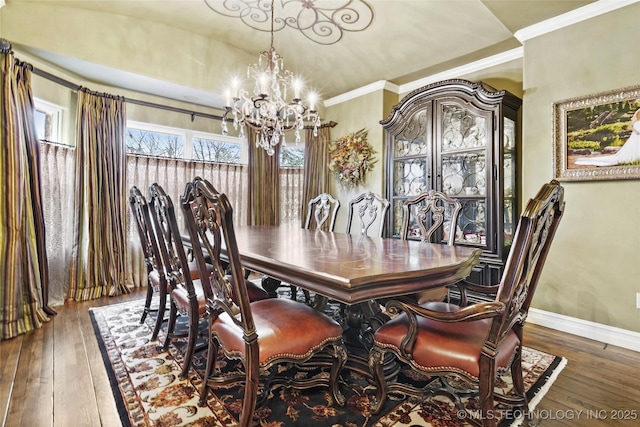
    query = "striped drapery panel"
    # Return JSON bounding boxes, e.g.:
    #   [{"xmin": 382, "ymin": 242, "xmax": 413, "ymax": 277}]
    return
[
  {"xmin": 247, "ymin": 127, "xmax": 281, "ymax": 226},
  {"xmin": 0, "ymin": 45, "xmax": 51, "ymax": 340},
  {"xmin": 68, "ymin": 89, "xmax": 129, "ymax": 301},
  {"xmin": 302, "ymin": 125, "xmax": 332, "ymax": 227}
]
